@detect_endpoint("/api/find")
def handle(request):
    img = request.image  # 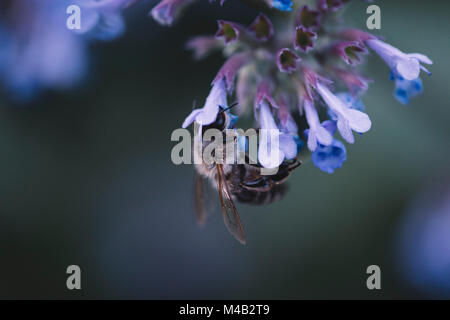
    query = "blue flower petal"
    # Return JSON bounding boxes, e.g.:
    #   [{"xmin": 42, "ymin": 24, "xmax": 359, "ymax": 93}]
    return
[
  {"xmin": 272, "ymin": 0, "xmax": 293, "ymax": 12},
  {"xmin": 293, "ymin": 135, "xmax": 303, "ymax": 153},
  {"xmin": 392, "ymin": 74, "xmax": 423, "ymax": 105},
  {"xmin": 311, "ymin": 139, "xmax": 347, "ymax": 174}
]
